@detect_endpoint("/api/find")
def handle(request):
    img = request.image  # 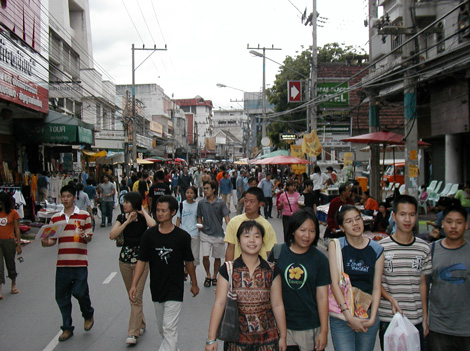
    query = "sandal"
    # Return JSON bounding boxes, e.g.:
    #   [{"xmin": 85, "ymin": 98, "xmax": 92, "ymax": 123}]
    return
[
  {"xmin": 212, "ymin": 278, "xmax": 217, "ymax": 286},
  {"xmin": 10, "ymin": 288, "xmax": 19, "ymax": 294},
  {"xmin": 204, "ymin": 277, "xmax": 212, "ymax": 288}
]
